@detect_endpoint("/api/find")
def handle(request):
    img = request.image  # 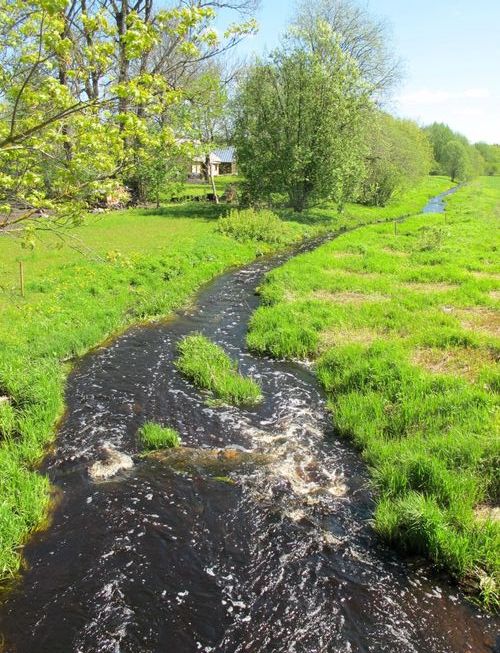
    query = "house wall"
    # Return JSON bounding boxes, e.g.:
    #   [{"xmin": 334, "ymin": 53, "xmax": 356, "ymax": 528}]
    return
[
  {"xmin": 219, "ymin": 162, "xmax": 237, "ymax": 175},
  {"xmin": 190, "ymin": 162, "xmax": 220, "ymax": 177}
]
